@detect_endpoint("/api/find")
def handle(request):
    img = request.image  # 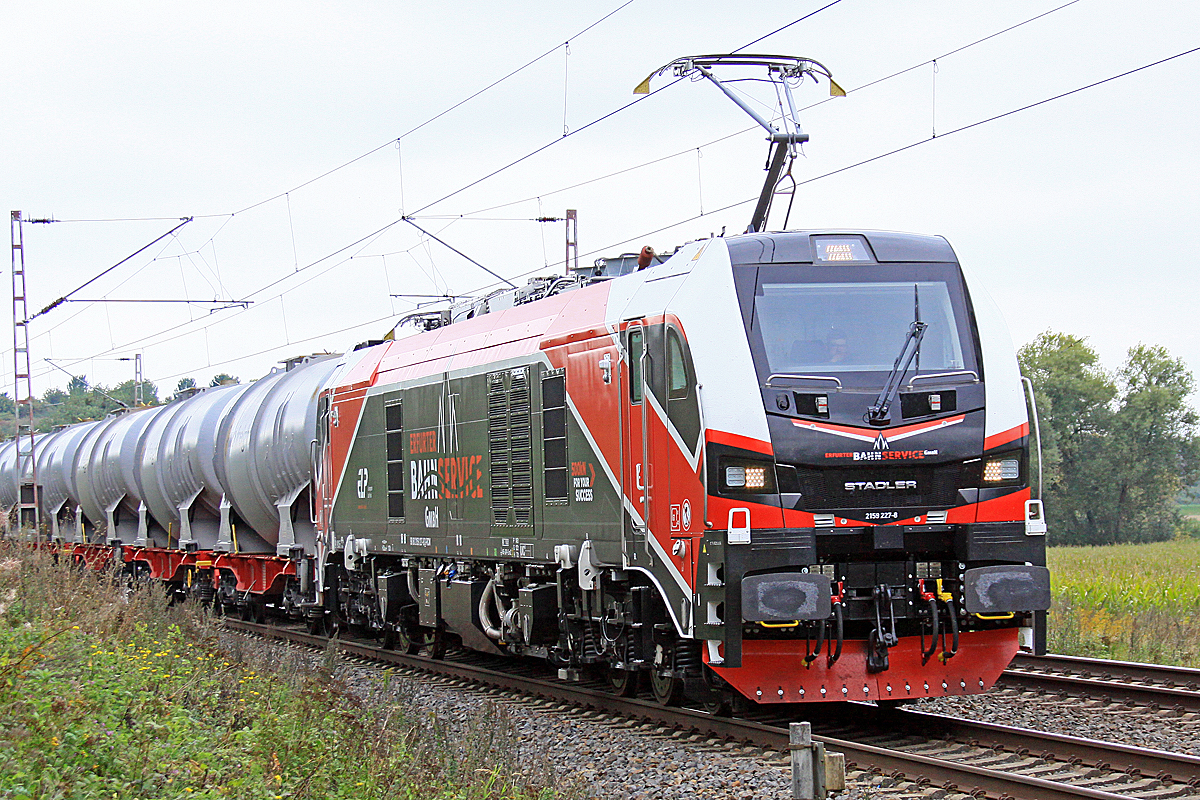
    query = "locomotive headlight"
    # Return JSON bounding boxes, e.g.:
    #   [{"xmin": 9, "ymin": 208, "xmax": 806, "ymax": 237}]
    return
[
  {"xmin": 983, "ymin": 457, "xmax": 1020, "ymax": 482},
  {"xmin": 721, "ymin": 461, "xmax": 776, "ymax": 493},
  {"xmin": 744, "ymin": 466, "xmax": 767, "ymax": 490}
]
